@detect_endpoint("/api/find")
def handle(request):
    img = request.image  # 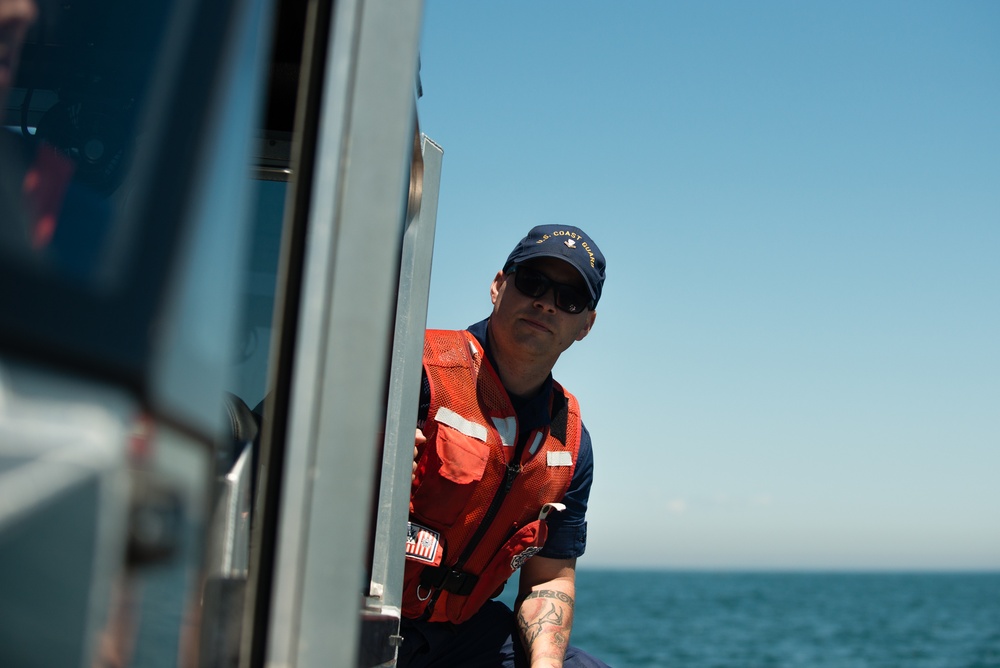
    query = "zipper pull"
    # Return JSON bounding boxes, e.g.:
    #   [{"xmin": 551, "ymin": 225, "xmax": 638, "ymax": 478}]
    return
[{"xmin": 504, "ymin": 462, "xmax": 521, "ymax": 492}]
